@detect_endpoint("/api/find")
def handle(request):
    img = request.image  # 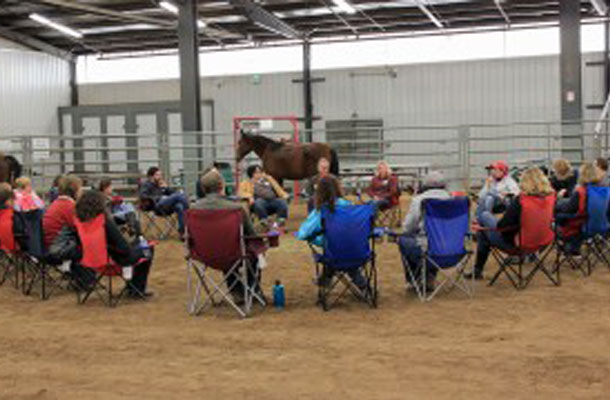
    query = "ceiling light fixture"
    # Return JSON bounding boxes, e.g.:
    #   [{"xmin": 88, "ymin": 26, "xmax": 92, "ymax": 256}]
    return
[
  {"xmin": 413, "ymin": 0, "xmax": 443, "ymax": 29},
  {"xmin": 590, "ymin": 0, "xmax": 608, "ymax": 16},
  {"xmin": 29, "ymin": 13, "xmax": 83, "ymax": 39},
  {"xmin": 332, "ymin": 0, "xmax": 357, "ymax": 15},
  {"xmin": 159, "ymin": 1, "xmax": 207, "ymax": 29}
]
